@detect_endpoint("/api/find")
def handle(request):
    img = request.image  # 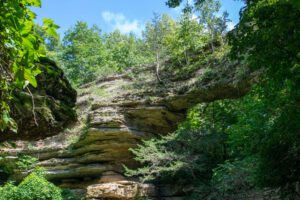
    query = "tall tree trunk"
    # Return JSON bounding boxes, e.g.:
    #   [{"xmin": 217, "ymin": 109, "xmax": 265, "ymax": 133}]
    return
[
  {"xmin": 184, "ymin": 48, "xmax": 189, "ymax": 65},
  {"xmin": 210, "ymin": 35, "xmax": 215, "ymax": 52},
  {"xmin": 155, "ymin": 52, "xmax": 162, "ymax": 83},
  {"xmin": 208, "ymin": 25, "xmax": 215, "ymax": 52}
]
